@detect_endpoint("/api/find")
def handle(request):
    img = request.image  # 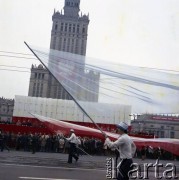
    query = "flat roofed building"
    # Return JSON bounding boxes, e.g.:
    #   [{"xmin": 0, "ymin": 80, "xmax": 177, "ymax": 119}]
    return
[{"xmin": 131, "ymin": 114, "xmax": 179, "ymax": 139}]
